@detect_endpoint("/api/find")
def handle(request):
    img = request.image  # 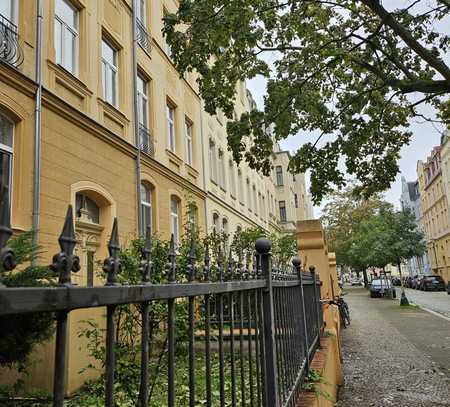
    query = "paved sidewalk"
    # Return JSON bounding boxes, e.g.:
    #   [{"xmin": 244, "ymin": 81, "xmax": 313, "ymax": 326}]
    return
[
  {"xmin": 336, "ymin": 287, "xmax": 450, "ymax": 407},
  {"xmin": 403, "ymin": 288, "xmax": 450, "ymax": 319}
]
